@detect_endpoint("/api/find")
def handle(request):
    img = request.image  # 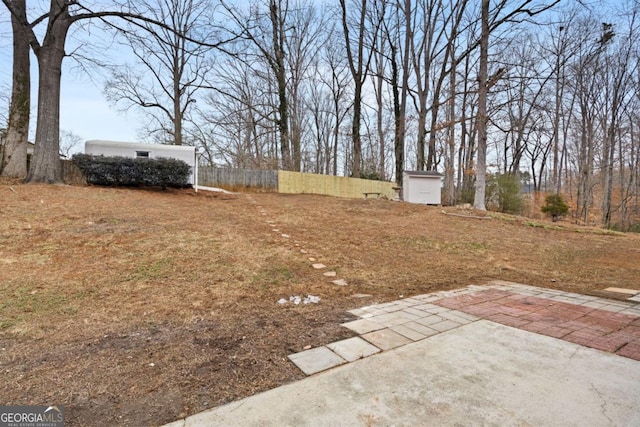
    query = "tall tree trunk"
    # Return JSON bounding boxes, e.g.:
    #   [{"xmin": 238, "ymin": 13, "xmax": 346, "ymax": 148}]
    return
[
  {"xmin": 173, "ymin": 85, "xmax": 183, "ymax": 146},
  {"xmin": 396, "ymin": 0, "xmax": 411, "ymax": 186},
  {"xmin": 27, "ymin": 2, "xmax": 72, "ymax": 183},
  {"xmin": 341, "ymin": 0, "xmax": 380, "ymax": 178},
  {"xmin": 351, "ymin": 83, "xmax": 362, "ymax": 177},
  {"xmin": 270, "ymin": 0, "xmax": 292, "ymax": 171},
  {"xmin": 444, "ymin": 54, "xmax": 456, "ymax": 206},
  {"xmin": 2, "ymin": 0, "xmax": 30, "ymax": 178},
  {"xmin": 375, "ymin": 46, "xmax": 386, "ymax": 179},
  {"xmin": 473, "ymin": 0, "xmax": 489, "ymax": 211}
]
